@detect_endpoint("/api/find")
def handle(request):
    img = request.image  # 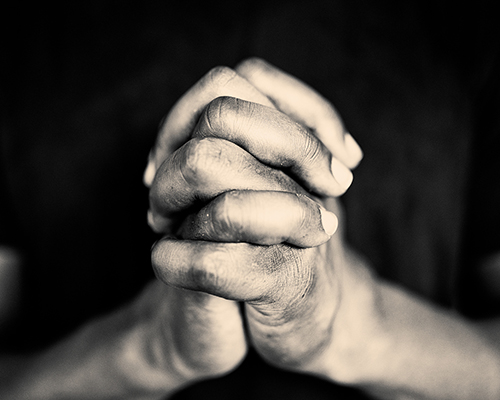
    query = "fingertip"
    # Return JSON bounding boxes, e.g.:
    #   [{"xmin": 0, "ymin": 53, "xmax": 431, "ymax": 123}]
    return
[
  {"xmin": 143, "ymin": 152, "xmax": 156, "ymax": 187},
  {"xmin": 319, "ymin": 207, "xmax": 338, "ymax": 237},
  {"xmin": 147, "ymin": 209, "xmax": 156, "ymax": 229},
  {"xmin": 330, "ymin": 157, "xmax": 353, "ymax": 194}
]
